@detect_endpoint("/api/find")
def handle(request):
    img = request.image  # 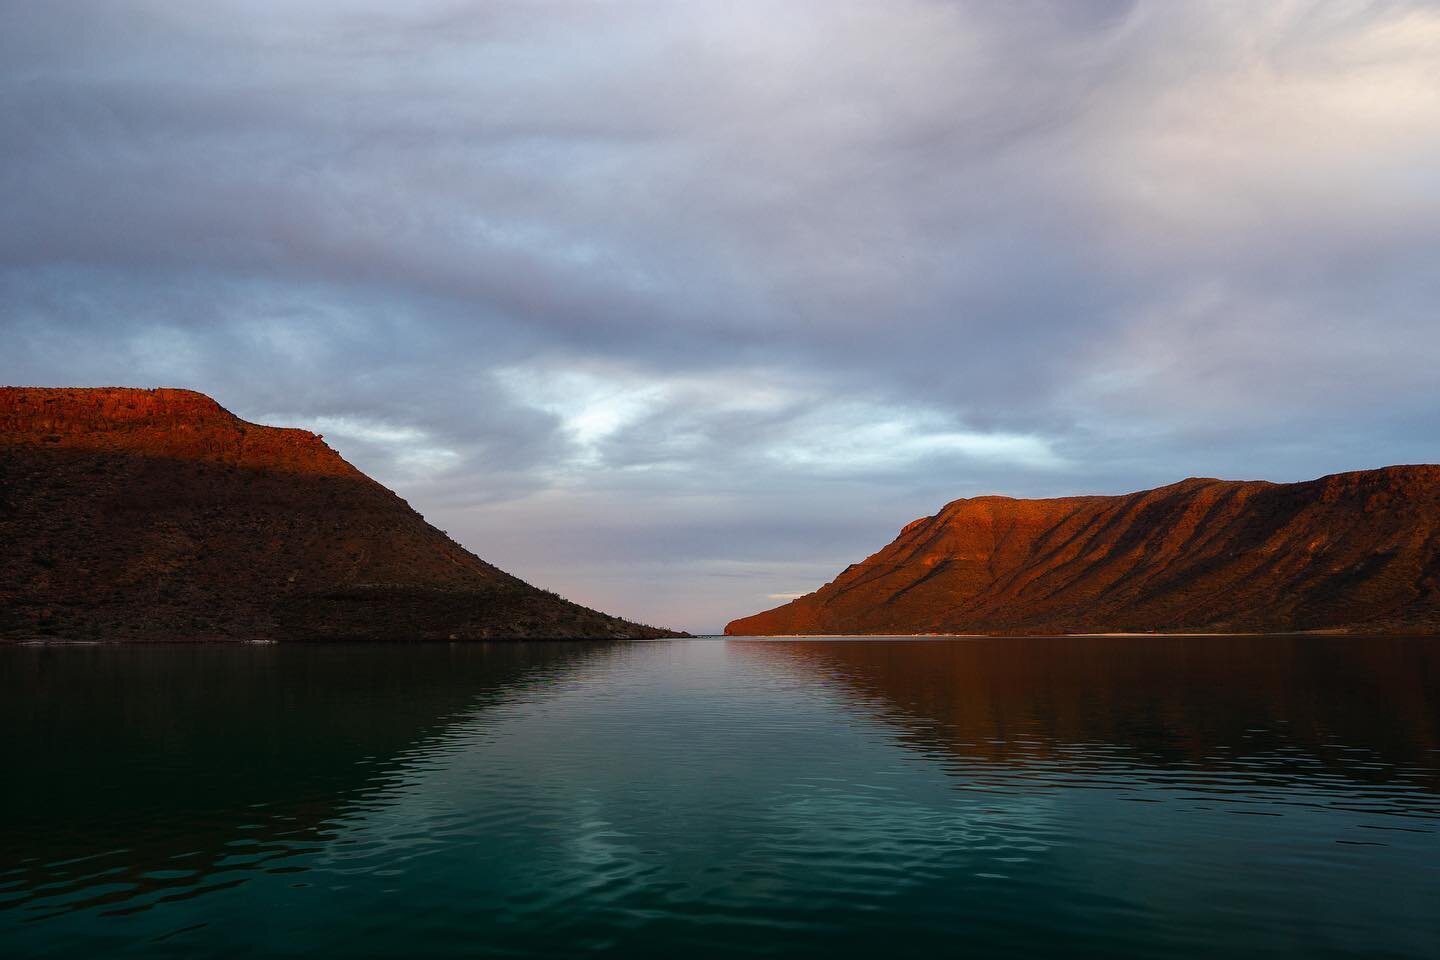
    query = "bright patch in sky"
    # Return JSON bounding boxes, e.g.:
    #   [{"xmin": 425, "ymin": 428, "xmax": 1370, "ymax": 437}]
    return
[
  {"xmin": 769, "ymin": 407, "xmax": 1064, "ymax": 472},
  {"xmin": 493, "ymin": 365, "xmax": 669, "ymax": 452},
  {"xmin": 495, "ymin": 363, "xmax": 1062, "ymax": 475}
]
